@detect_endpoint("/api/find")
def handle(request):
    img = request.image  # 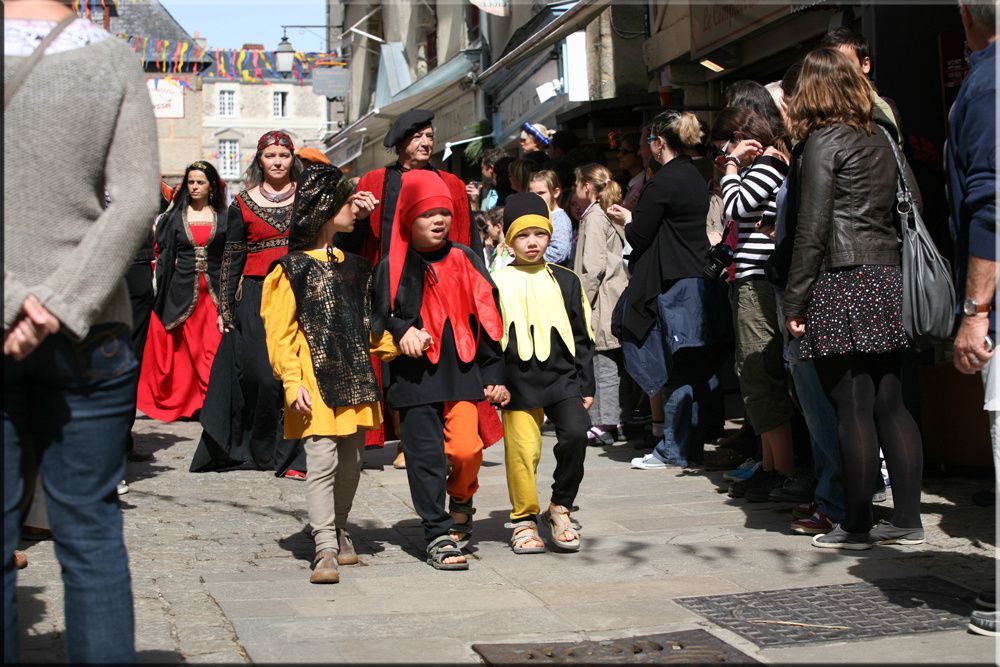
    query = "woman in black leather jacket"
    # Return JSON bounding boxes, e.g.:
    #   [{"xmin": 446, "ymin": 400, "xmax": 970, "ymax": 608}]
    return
[{"xmin": 783, "ymin": 48, "xmax": 923, "ymax": 550}]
